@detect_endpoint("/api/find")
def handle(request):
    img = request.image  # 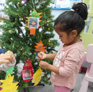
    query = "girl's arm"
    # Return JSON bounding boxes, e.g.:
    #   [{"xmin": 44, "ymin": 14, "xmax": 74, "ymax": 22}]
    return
[
  {"xmin": 38, "ymin": 52, "xmax": 57, "ymax": 60},
  {"xmin": 46, "ymin": 53, "xmax": 57, "ymax": 60}
]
